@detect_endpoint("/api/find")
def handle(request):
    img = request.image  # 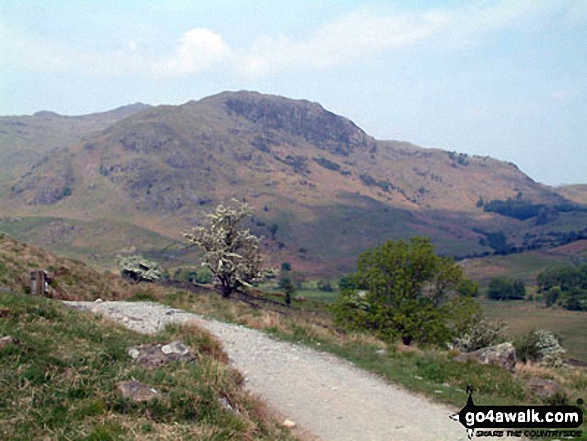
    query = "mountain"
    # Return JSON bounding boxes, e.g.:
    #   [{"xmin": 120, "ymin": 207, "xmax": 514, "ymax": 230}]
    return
[
  {"xmin": 0, "ymin": 91, "xmax": 585, "ymax": 275},
  {"xmin": 558, "ymin": 184, "xmax": 587, "ymax": 205},
  {"xmin": 0, "ymin": 103, "xmax": 151, "ymax": 183}
]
